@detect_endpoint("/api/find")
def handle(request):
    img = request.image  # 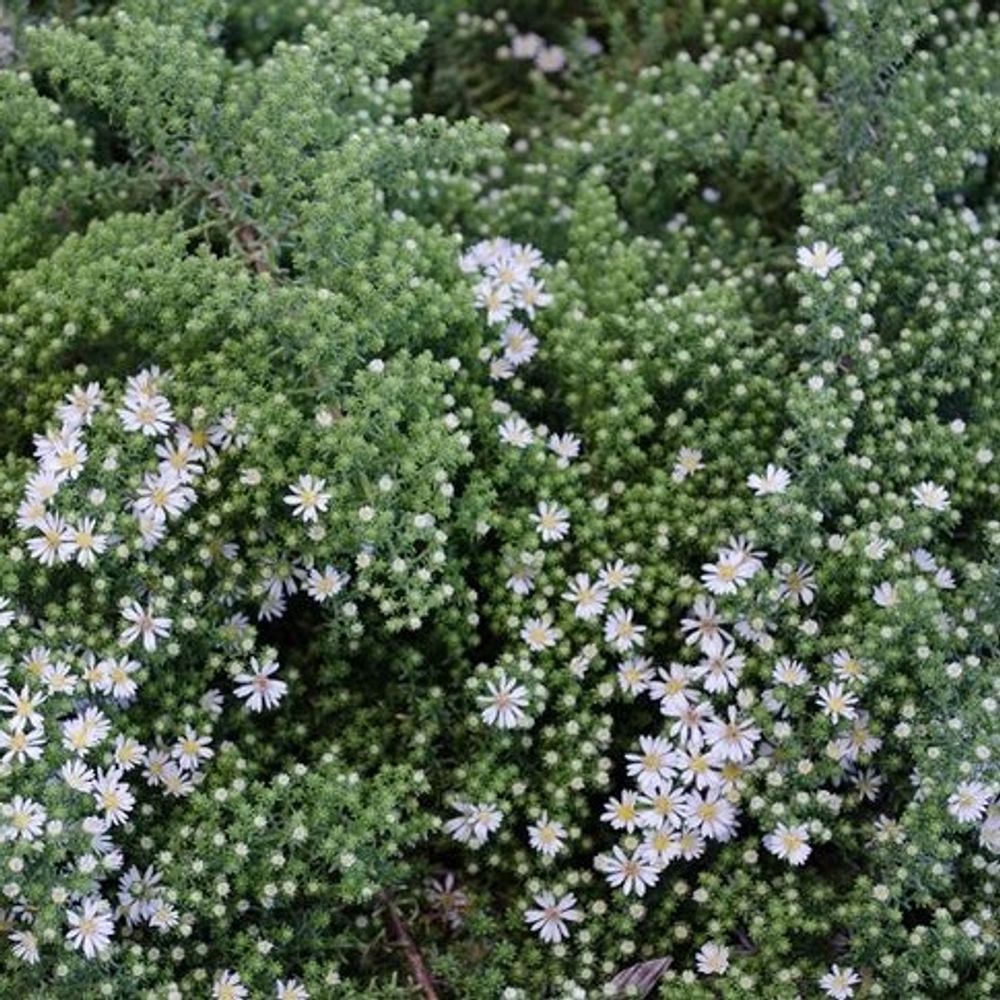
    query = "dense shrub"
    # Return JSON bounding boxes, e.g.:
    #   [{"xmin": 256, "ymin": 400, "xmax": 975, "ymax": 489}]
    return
[{"xmin": 0, "ymin": 1, "xmax": 997, "ymax": 997}]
